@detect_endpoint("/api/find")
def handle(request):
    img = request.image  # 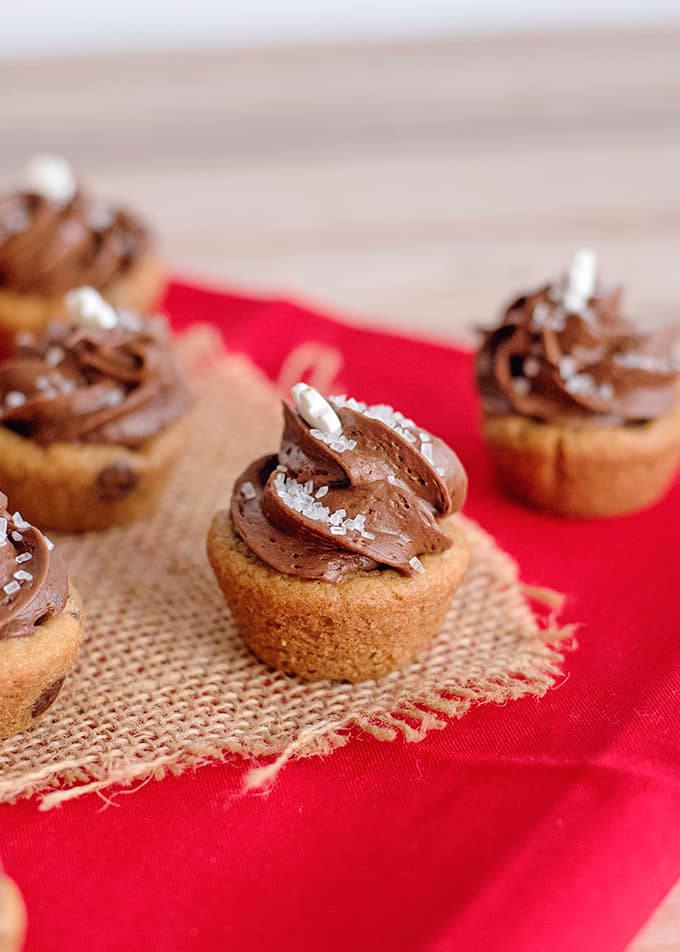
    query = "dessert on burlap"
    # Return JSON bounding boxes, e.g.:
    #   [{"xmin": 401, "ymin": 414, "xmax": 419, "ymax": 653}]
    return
[
  {"xmin": 0, "ymin": 326, "xmax": 567, "ymax": 808},
  {"xmin": 0, "ymin": 154, "xmax": 163, "ymax": 355},
  {"xmin": 209, "ymin": 384, "xmax": 471, "ymax": 682},
  {"xmin": 0, "ymin": 288, "xmax": 193, "ymax": 532},
  {"xmin": 0, "ymin": 494, "xmax": 85, "ymax": 742}
]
